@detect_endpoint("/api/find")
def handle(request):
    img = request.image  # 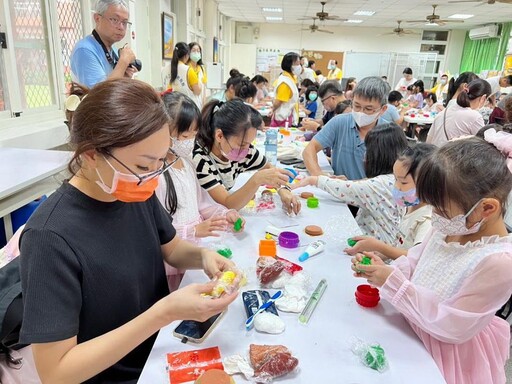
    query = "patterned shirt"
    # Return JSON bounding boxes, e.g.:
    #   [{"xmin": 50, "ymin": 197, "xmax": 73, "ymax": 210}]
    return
[
  {"xmin": 318, "ymin": 174, "xmax": 404, "ymax": 244},
  {"xmin": 193, "ymin": 143, "xmax": 267, "ymax": 191}
]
